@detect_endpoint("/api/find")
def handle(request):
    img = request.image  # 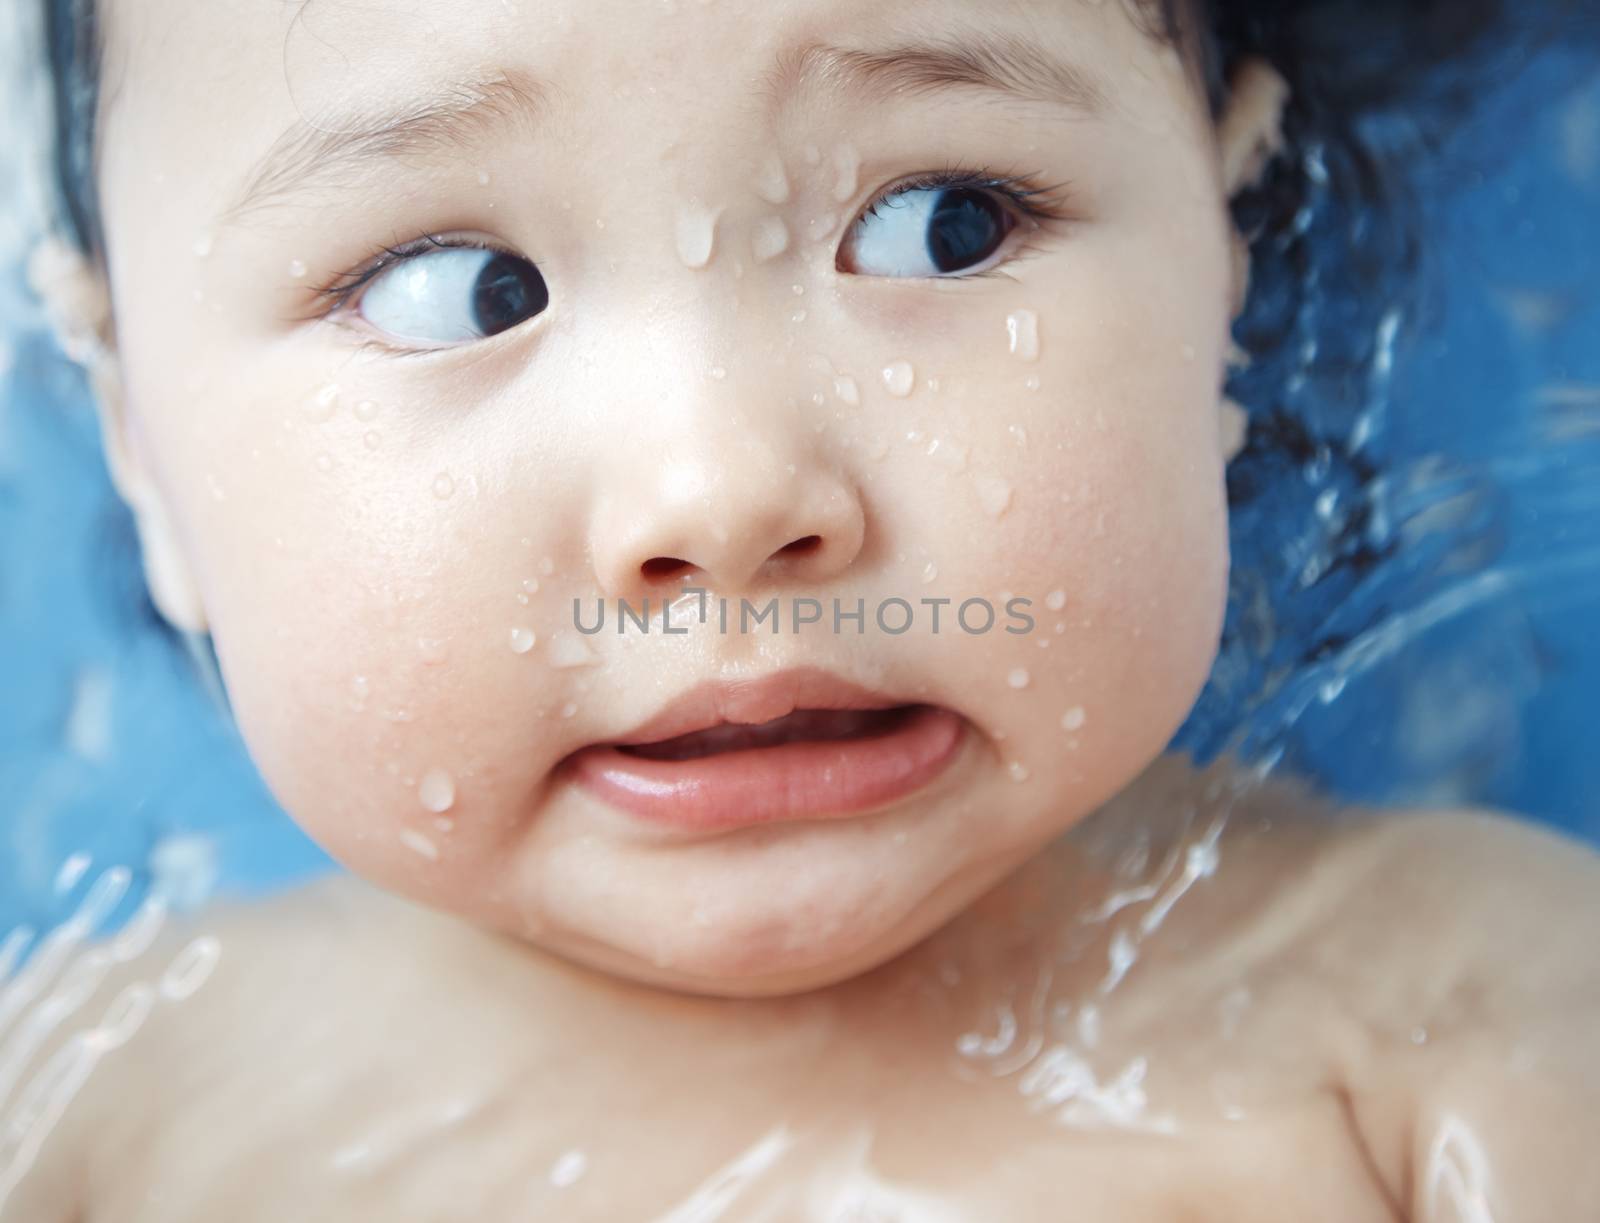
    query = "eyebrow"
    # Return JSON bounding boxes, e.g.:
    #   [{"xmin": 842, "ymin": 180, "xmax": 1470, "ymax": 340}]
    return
[{"xmin": 222, "ymin": 31, "xmax": 1104, "ymax": 223}]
